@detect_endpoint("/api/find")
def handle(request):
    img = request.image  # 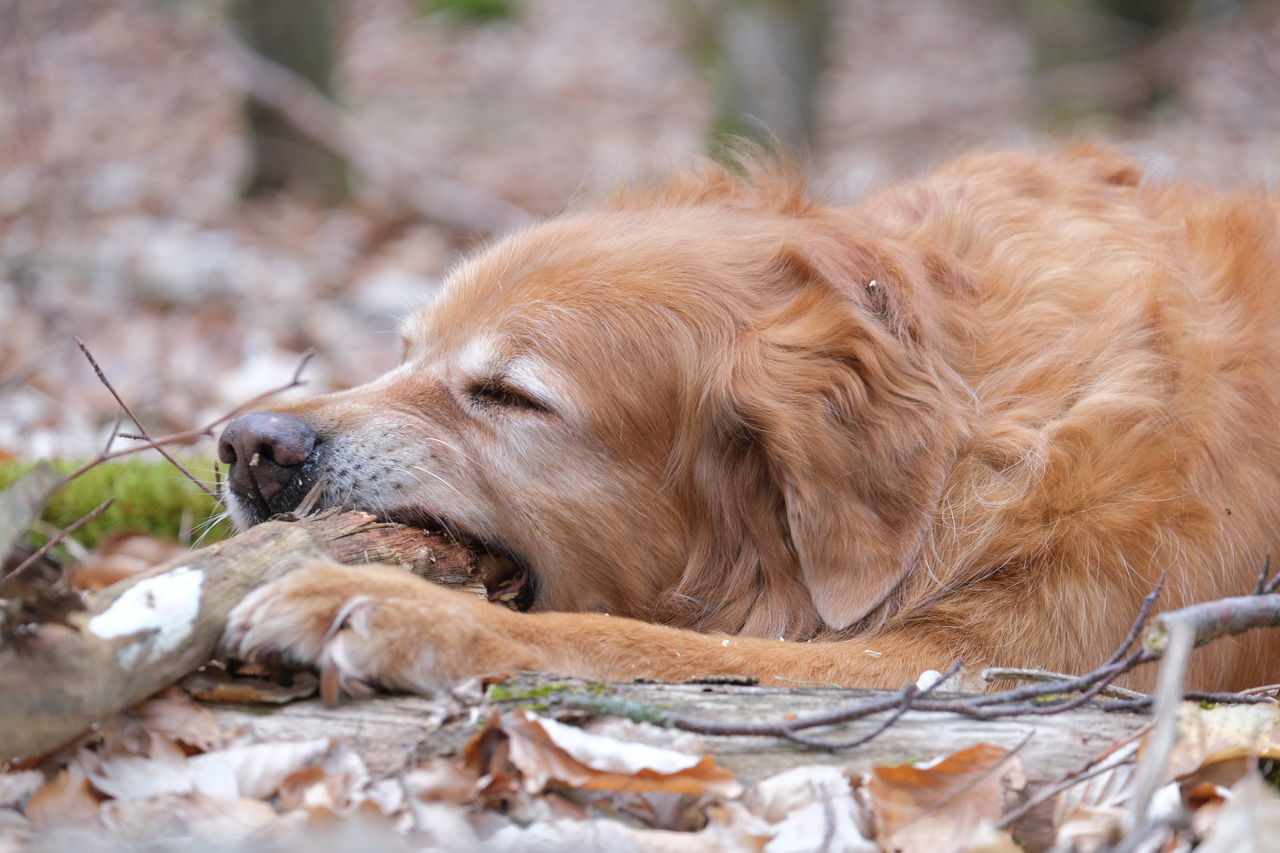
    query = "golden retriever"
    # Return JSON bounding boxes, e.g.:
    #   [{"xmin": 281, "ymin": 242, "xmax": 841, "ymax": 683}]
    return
[{"xmin": 217, "ymin": 145, "xmax": 1280, "ymax": 695}]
